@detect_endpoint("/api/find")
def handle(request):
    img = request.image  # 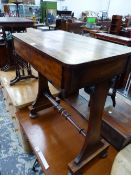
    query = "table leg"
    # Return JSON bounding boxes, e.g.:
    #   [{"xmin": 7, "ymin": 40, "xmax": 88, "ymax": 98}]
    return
[
  {"xmin": 68, "ymin": 80, "xmax": 110, "ymax": 173},
  {"xmin": 30, "ymin": 72, "xmax": 55, "ymax": 118},
  {"xmin": 75, "ymin": 80, "xmax": 110, "ymax": 163},
  {"xmin": 10, "ymin": 55, "xmax": 38, "ymax": 86}
]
